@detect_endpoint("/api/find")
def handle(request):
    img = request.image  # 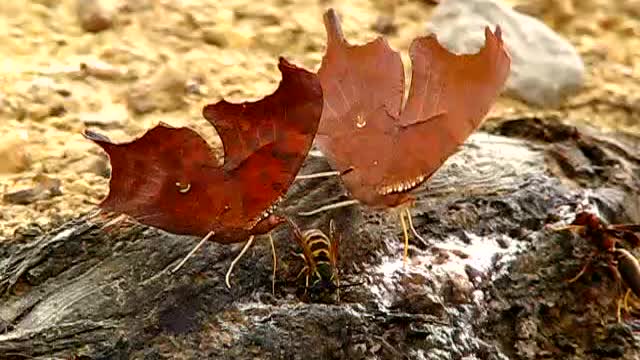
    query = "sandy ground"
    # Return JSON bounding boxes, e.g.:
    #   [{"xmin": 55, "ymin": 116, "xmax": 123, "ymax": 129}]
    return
[{"xmin": 0, "ymin": 0, "xmax": 639, "ymax": 240}]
